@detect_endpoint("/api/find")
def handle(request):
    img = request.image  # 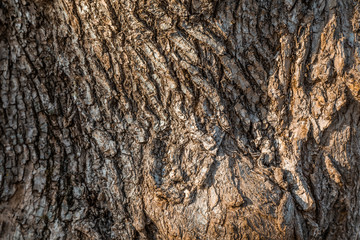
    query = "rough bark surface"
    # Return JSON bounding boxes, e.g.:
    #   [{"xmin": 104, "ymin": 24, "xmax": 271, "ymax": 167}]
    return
[{"xmin": 1, "ymin": 0, "xmax": 360, "ymax": 239}]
